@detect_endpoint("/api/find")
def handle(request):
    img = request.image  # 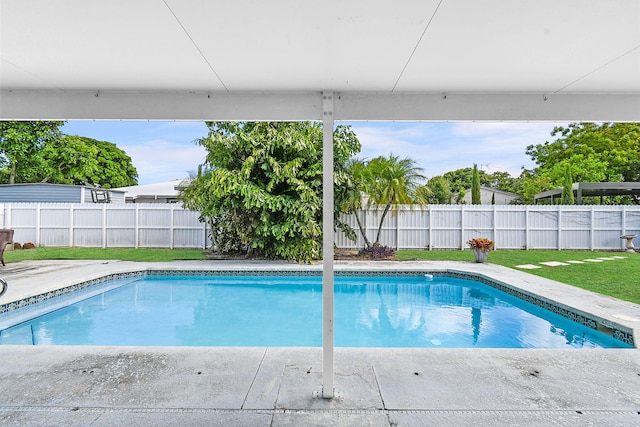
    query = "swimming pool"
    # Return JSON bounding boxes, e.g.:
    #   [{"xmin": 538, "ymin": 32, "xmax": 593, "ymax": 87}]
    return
[{"xmin": 0, "ymin": 273, "xmax": 632, "ymax": 348}]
